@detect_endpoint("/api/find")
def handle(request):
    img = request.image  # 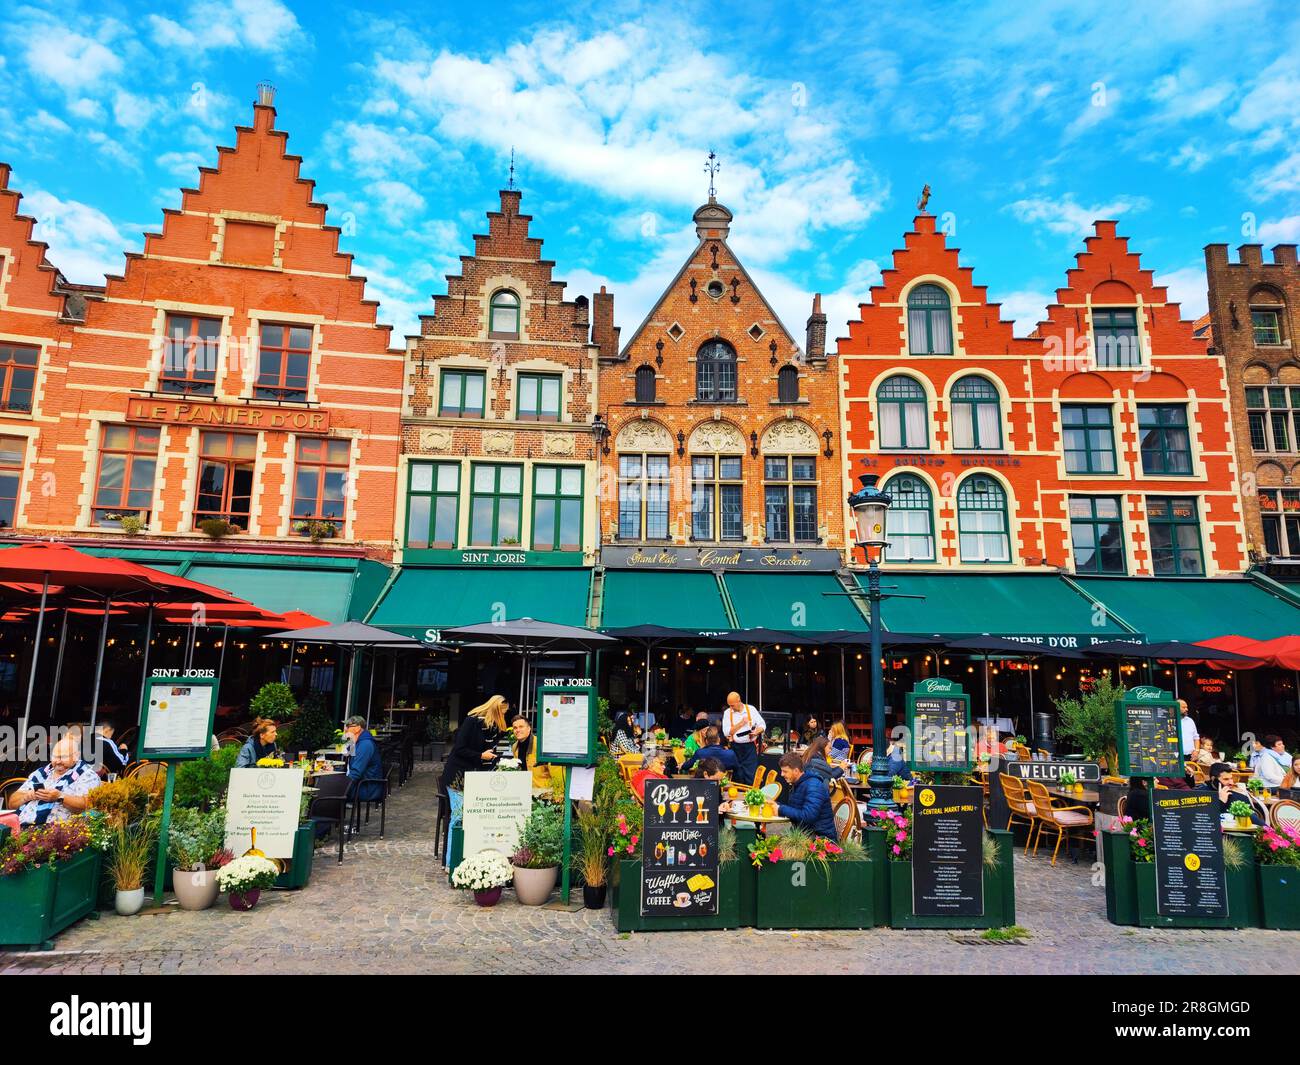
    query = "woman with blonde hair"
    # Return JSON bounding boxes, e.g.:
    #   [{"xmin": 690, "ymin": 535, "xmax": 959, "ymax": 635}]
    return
[
  {"xmin": 443, "ymin": 695, "xmax": 510, "ymax": 788},
  {"xmin": 828, "ymin": 721, "xmax": 852, "ymax": 765}
]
